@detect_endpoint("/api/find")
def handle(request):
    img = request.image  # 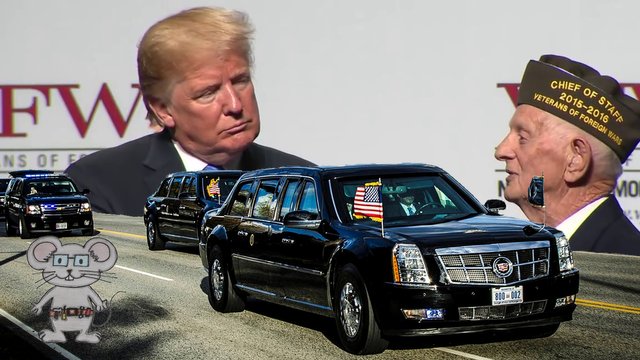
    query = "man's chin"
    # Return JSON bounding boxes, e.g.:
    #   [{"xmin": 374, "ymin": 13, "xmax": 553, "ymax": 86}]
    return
[{"xmin": 502, "ymin": 189, "xmax": 523, "ymax": 204}]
